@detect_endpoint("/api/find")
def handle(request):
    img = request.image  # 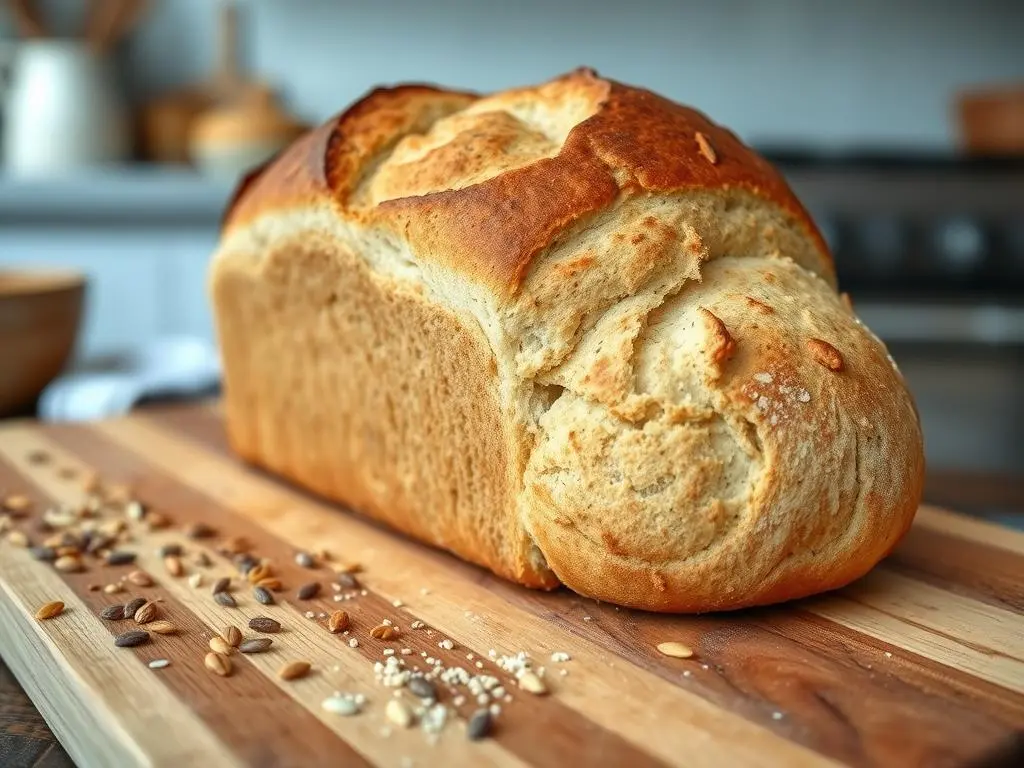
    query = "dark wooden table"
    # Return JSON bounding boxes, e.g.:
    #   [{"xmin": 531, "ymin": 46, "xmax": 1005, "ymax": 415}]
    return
[{"xmin": 2, "ymin": 470, "xmax": 1022, "ymax": 768}]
